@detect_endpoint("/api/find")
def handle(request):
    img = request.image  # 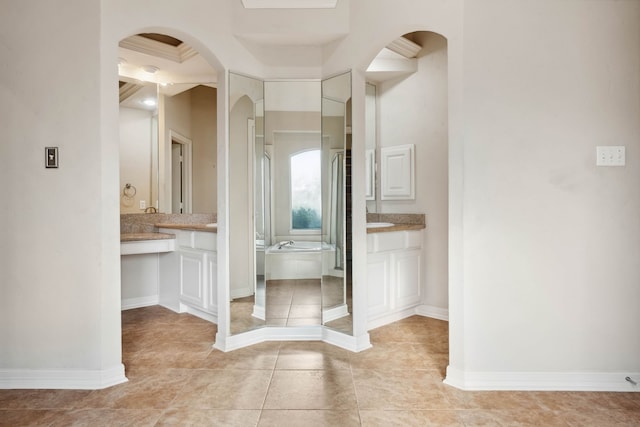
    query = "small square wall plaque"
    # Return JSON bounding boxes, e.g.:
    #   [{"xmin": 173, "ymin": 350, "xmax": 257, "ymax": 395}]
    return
[{"xmin": 45, "ymin": 147, "xmax": 58, "ymax": 168}]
